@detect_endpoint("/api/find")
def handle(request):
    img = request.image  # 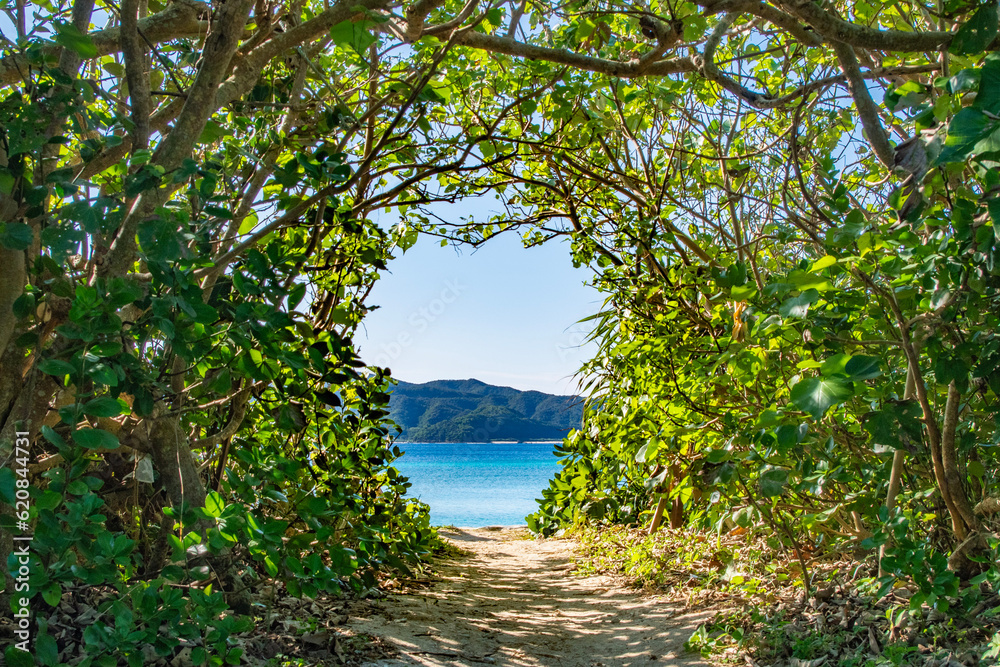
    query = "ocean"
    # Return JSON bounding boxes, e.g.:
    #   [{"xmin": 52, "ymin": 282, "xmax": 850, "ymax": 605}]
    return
[{"xmin": 393, "ymin": 441, "xmax": 562, "ymax": 527}]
